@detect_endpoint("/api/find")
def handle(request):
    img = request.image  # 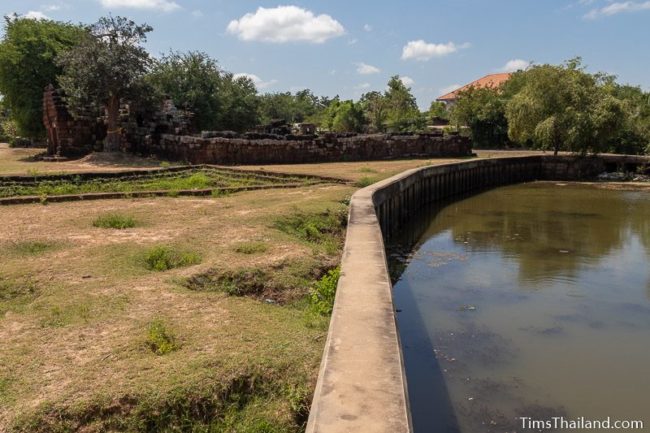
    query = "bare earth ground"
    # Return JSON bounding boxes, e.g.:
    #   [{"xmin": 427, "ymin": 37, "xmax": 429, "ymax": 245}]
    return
[{"xmin": 0, "ymin": 184, "xmax": 354, "ymax": 431}]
